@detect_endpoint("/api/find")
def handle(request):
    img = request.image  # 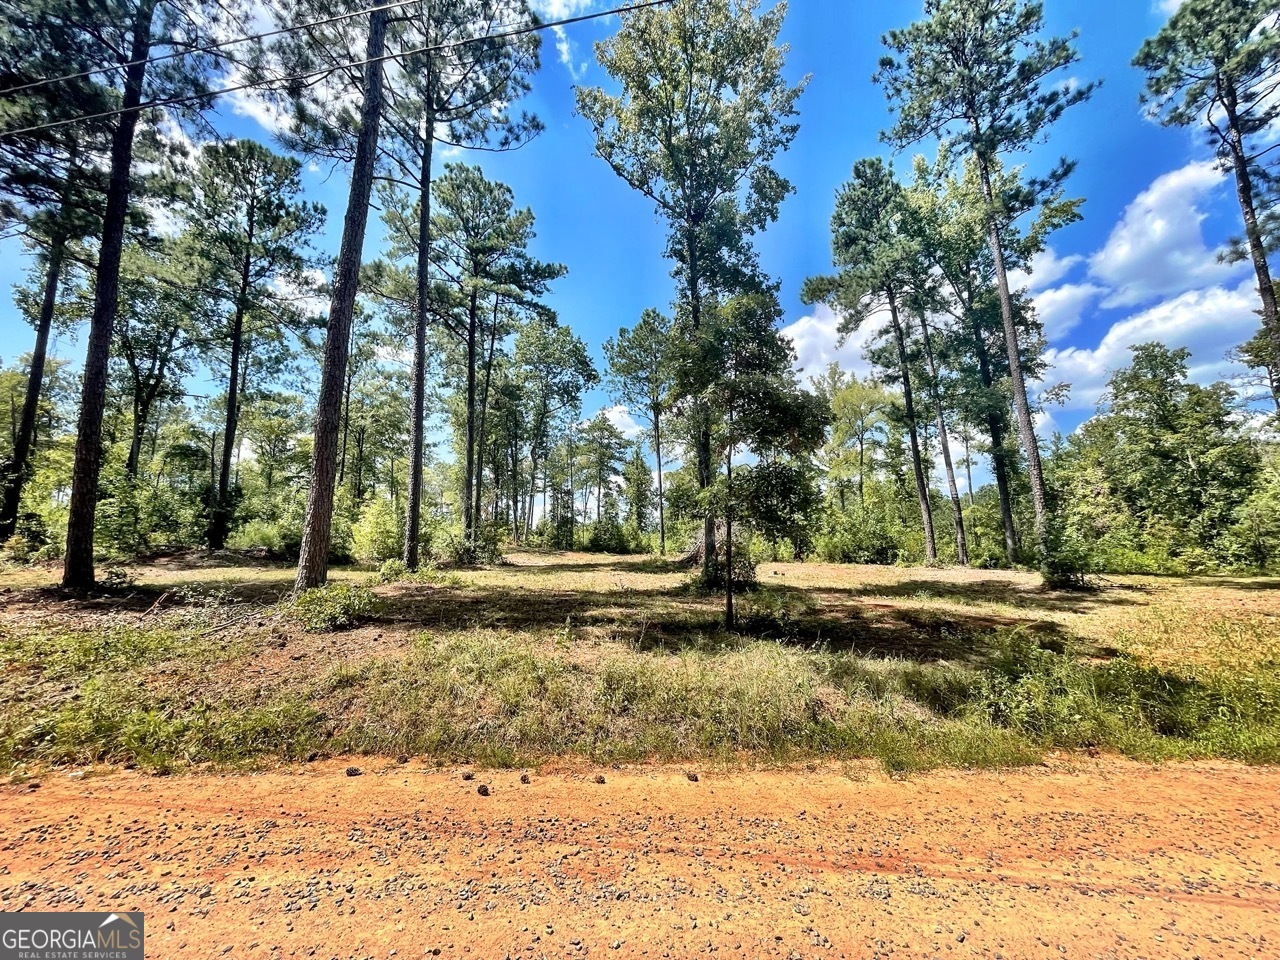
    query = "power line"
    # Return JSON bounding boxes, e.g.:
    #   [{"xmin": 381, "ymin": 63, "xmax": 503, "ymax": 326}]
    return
[
  {"xmin": 3, "ymin": 0, "xmax": 424, "ymax": 98},
  {"xmin": 0, "ymin": 0, "xmax": 674, "ymax": 140}
]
